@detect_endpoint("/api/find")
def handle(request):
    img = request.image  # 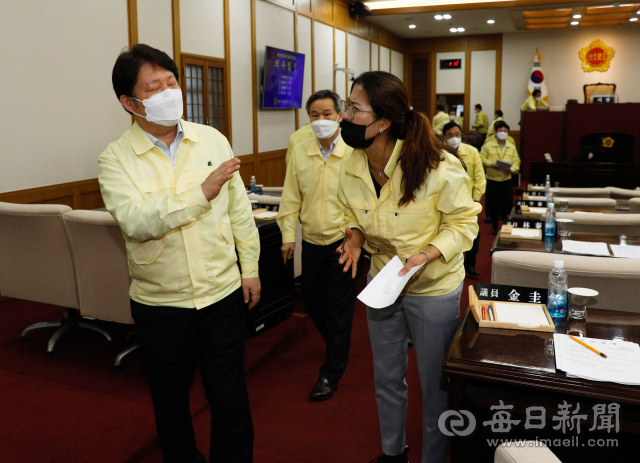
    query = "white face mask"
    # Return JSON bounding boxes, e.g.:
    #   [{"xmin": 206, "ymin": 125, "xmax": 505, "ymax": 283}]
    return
[
  {"xmin": 449, "ymin": 114, "xmax": 456, "ymax": 121},
  {"xmin": 132, "ymin": 88, "xmax": 183, "ymax": 126},
  {"xmin": 535, "ymin": 97, "xmax": 541, "ymax": 102},
  {"xmin": 311, "ymin": 118, "xmax": 339, "ymax": 140},
  {"xmin": 496, "ymin": 131, "xmax": 508, "ymax": 141},
  {"xmin": 446, "ymin": 137, "xmax": 461, "ymax": 150}
]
